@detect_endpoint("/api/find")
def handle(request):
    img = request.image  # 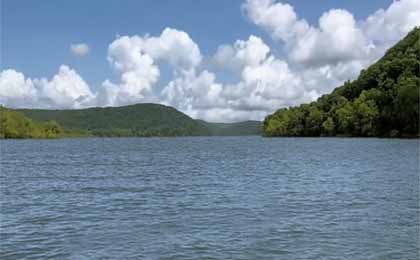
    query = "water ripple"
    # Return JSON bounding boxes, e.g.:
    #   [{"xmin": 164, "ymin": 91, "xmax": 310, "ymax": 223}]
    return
[{"xmin": 1, "ymin": 137, "xmax": 419, "ymax": 259}]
